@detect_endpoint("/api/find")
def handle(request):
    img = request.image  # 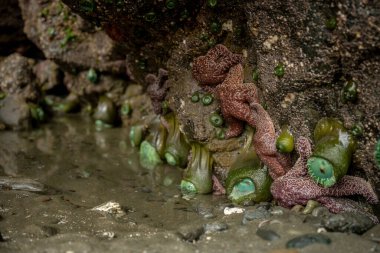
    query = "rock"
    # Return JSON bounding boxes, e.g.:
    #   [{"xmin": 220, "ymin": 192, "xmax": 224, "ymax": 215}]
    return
[
  {"xmin": 242, "ymin": 206, "xmax": 271, "ymax": 224},
  {"xmin": 195, "ymin": 203, "xmax": 215, "ymax": 219},
  {"xmin": 24, "ymin": 225, "xmax": 58, "ymax": 238},
  {"xmin": 203, "ymin": 222, "xmax": 228, "ymax": 234},
  {"xmin": 64, "ymin": 71, "xmax": 127, "ymax": 102},
  {"xmin": 34, "ymin": 60, "xmax": 62, "ymax": 92},
  {"xmin": 286, "ymin": 234, "xmax": 331, "ymax": 249},
  {"xmin": 177, "ymin": 225, "xmax": 204, "ymax": 242},
  {"xmin": 19, "ymin": 0, "xmax": 126, "ymax": 75},
  {"xmin": 311, "ymin": 206, "xmax": 330, "ymax": 218},
  {"xmin": 90, "ymin": 201, "xmax": 126, "ymax": 217},
  {"xmin": 362, "ymin": 224, "xmax": 380, "ymax": 242},
  {"xmin": 0, "ymin": 95, "xmax": 31, "ymax": 130},
  {"xmin": 256, "ymin": 228, "xmax": 281, "ymax": 241},
  {"xmin": 0, "ymin": 53, "xmax": 38, "ymax": 101},
  {"xmin": 224, "ymin": 206, "xmax": 245, "ymax": 216},
  {"xmin": 0, "ymin": 0, "xmax": 31, "ymax": 55},
  {"xmin": 321, "ymin": 212, "xmax": 375, "ymax": 234},
  {"xmin": 0, "ymin": 176, "xmax": 46, "ymax": 192}
]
